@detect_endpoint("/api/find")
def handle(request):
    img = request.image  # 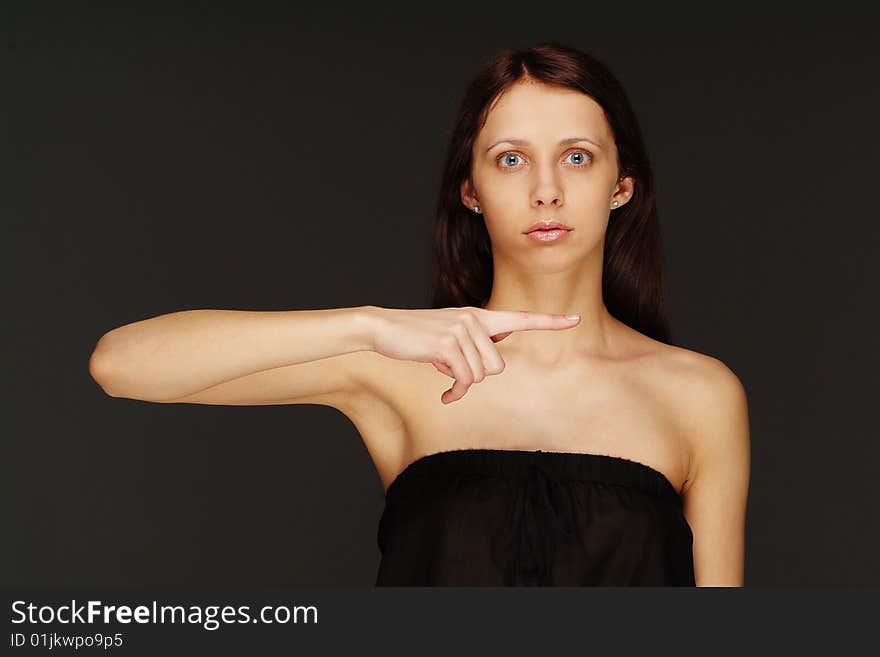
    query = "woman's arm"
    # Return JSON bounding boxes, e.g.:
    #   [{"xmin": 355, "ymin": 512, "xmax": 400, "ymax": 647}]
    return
[
  {"xmin": 88, "ymin": 306, "xmax": 380, "ymax": 404},
  {"xmin": 681, "ymin": 358, "xmax": 751, "ymax": 587}
]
